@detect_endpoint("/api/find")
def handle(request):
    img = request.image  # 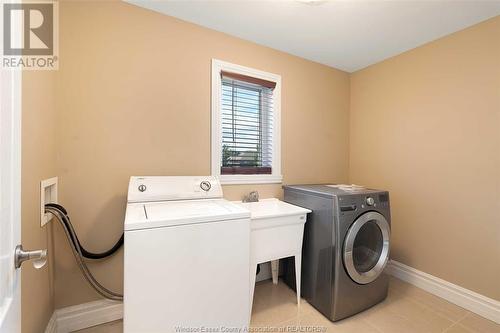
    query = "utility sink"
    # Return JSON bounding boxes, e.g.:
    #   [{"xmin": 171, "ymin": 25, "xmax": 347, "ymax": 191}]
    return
[
  {"xmin": 237, "ymin": 198, "xmax": 311, "ymax": 229},
  {"xmin": 233, "ymin": 198, "xmax": 311, "ymax": 314}
]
